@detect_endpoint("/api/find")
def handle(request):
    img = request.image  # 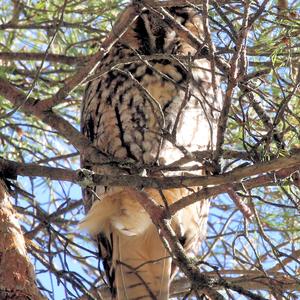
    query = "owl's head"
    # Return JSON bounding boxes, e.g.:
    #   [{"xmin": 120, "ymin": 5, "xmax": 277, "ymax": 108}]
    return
[{"xmin": 120, "ymin": 6, "xmax": 203, "ymax": 55}]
